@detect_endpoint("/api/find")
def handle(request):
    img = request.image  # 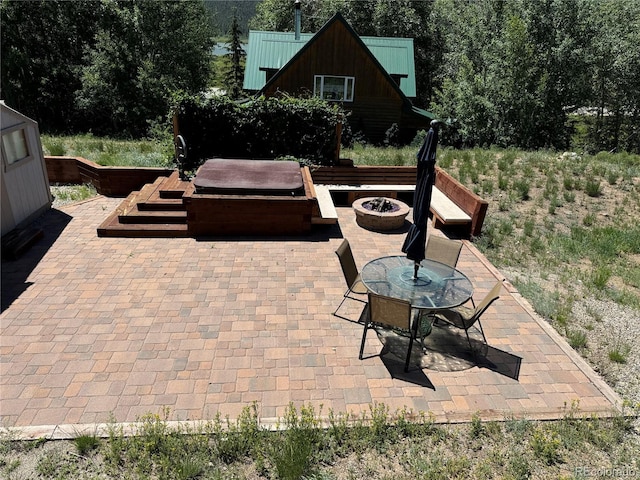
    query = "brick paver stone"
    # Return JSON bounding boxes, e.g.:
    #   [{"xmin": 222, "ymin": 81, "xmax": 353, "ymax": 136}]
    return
[{"xmin": 0, "ymin": 196, "xmax": 622, "ymax": 438}]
